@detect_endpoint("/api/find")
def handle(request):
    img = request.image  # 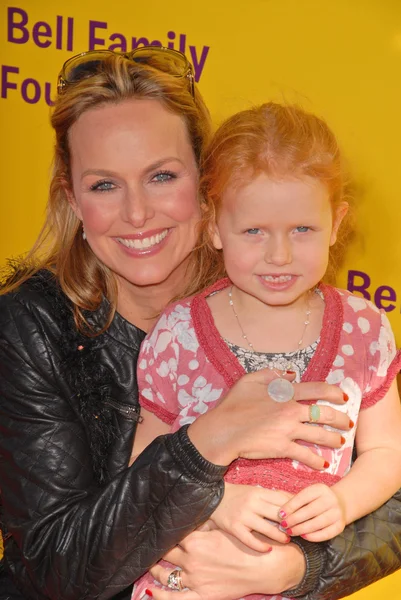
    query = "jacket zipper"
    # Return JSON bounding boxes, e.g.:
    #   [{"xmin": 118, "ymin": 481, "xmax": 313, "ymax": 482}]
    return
[{"xmin": 104, "ymin": 399, "xmax": 143, "ymax": 423}]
